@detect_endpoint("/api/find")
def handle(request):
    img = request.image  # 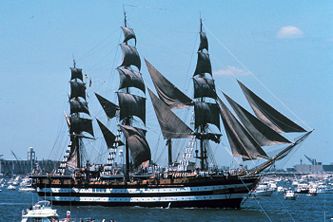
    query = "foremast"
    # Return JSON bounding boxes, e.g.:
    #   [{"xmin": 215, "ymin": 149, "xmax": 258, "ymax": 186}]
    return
[{"xmin": 96, "ymin": 11, "xmax": 150, "ymax": 181}]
